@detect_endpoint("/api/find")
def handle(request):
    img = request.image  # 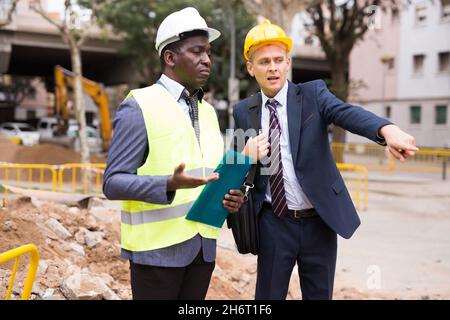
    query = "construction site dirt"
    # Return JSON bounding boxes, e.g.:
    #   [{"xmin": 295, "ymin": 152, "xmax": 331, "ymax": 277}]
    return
[{"xmin": 1, "ymin": 139, "xmax": 449, "ymax": 300}]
